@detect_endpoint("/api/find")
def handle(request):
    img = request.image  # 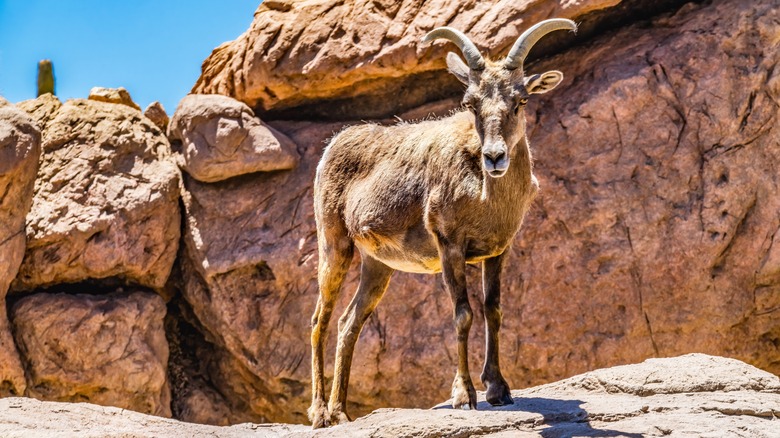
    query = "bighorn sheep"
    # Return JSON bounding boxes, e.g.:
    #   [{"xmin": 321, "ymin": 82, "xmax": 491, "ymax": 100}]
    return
[{"xmin": 309, "ymin": 18, "xmax": 577, "ymax": 428}]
